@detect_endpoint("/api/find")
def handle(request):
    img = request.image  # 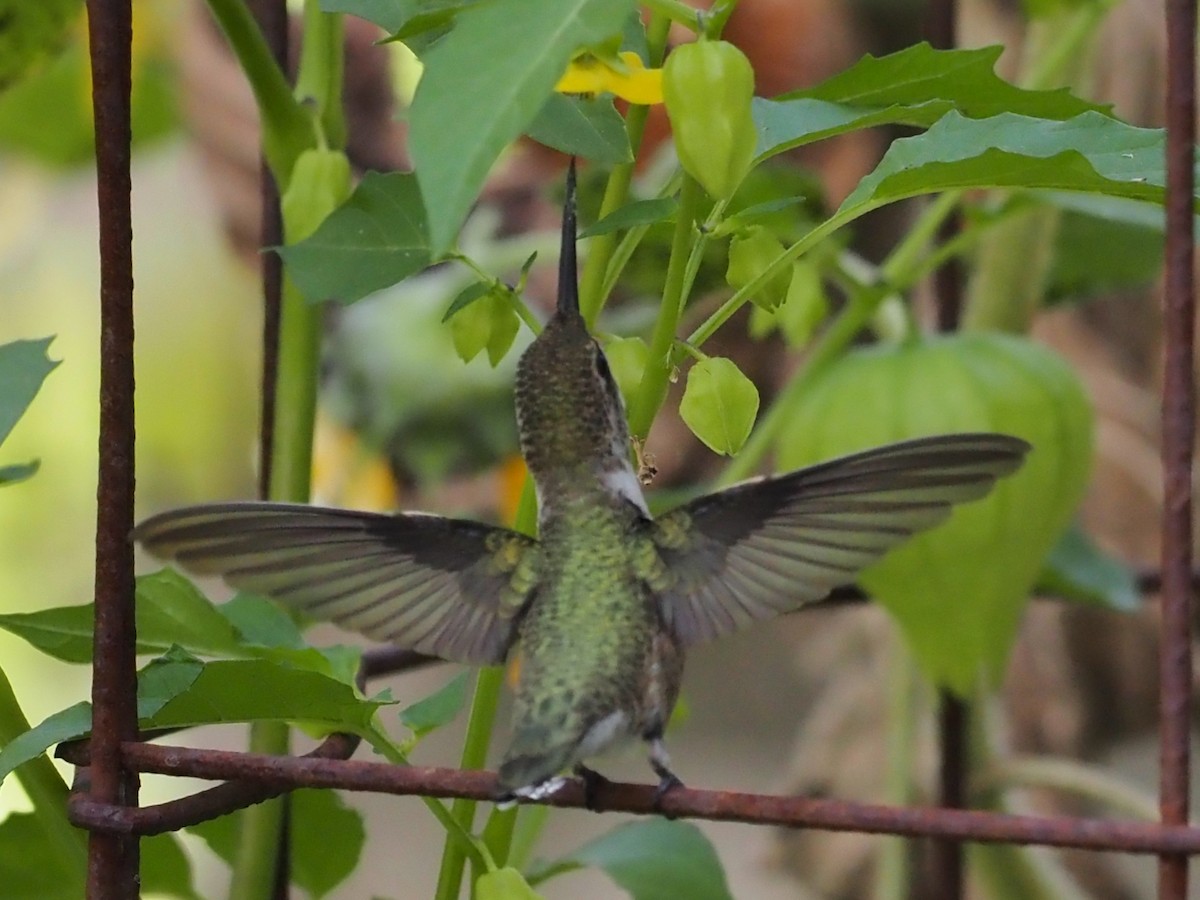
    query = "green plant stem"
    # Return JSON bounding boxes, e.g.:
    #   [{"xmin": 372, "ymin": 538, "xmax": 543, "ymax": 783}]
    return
[
  {"xmin": 972, "ymin": 755, "xmax": 1158, "ymax": 821},
  {"xmin": 229, "ymin": 724, "xmax": 291, "ymax": 900},
  {"xmin": 578, "ymin": 12, "xmax": 672, "ymax": 328},
  {"xmin": 295, "ymin": 0, "xmax": 346, "ymax": 149},
  {"xmin": 204, "ymin": 0, "xmax": 311, "ymax": 186},
  {"xmin": 960, "ymin": 207, "xmax": 1061, "ymax": 333},
  {"xmin": 433, "ymin": 480, "xmax": 538, "ymax": 900},
  {"xmin": 229, "ymin": 5, "xmax": 350, "ymax": 894},
  {"xmin": 960, "ymin": 4, "xmax": 1109, "ymax": 334},
  {"xmin": 965, "ymin": 695, "xmax": 1090, "ymax": 900},
  {"xmin": 878, "ymin": 190, "xmax": 962, "ymax": 288},
  {"xmin": 1019, "ymin": 3, "xmax": 1116, "ymax": 93},
  {"xmin": 639, "ymin": 0, "xmax": 704, "ymax": 29},
  {"xmin": 628, "ymin": 175, "xmax": 704, "ymax": 438},
  {"xmin": 0, "ymin": 667, "xmax": 87, "ymax": 875},
  {"xmin": 873, "ymin": 639, "xmax": 919, "ymax": 900}
]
